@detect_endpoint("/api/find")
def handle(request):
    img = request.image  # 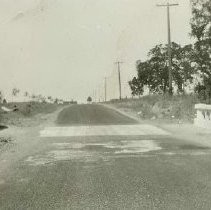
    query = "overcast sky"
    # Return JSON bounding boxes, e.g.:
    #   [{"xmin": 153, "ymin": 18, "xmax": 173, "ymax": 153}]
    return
[{"xmin": 0, "ymin": 0, "xmax": 192, "ymax": 102}]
